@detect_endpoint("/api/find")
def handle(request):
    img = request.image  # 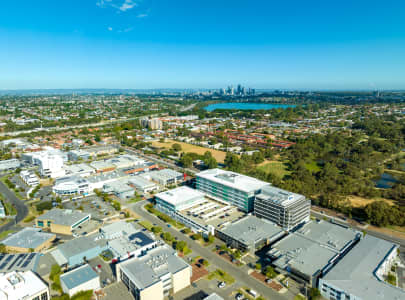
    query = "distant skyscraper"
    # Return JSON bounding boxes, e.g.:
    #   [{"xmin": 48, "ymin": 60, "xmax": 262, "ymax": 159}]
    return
[{"xmin": 237, "ymin": 84, "xmax": 242, "ymax": 95}]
